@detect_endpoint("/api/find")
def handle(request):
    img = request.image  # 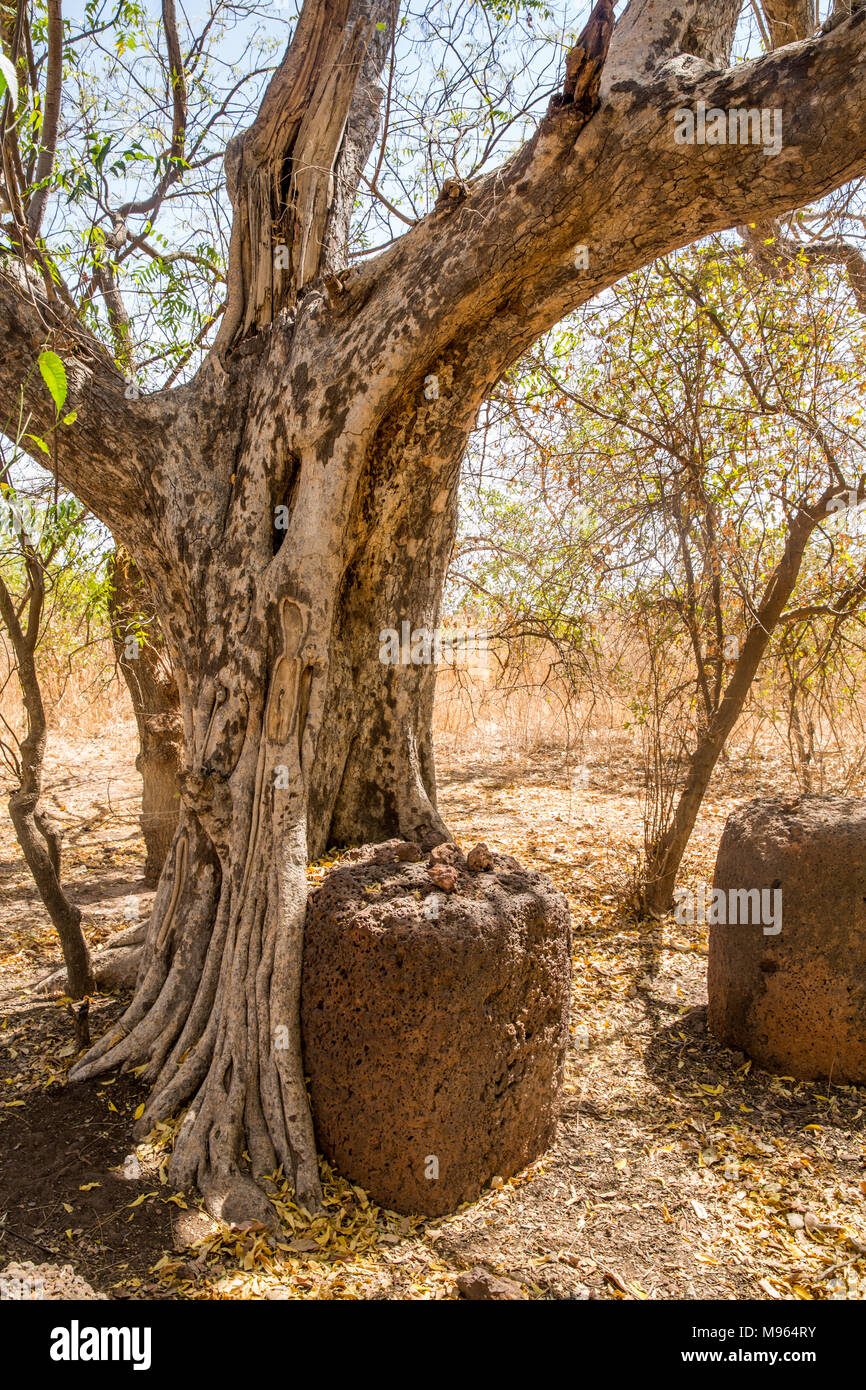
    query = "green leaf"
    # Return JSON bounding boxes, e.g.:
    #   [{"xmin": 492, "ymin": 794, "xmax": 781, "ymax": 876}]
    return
[
  {"xmin": 62, "ymin": 410, "xmax": 77, "ymax": 425},
  {"xmin": 38, "ymin": 351, "xmax": 67, "ymax": 413},
  {"xmin": 0, "ymin": 54, "xmax": 18, "ymax": 110},
  {"xmin": 25, "ymin": 433, "xmax": 50, "ymax": 455}
]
